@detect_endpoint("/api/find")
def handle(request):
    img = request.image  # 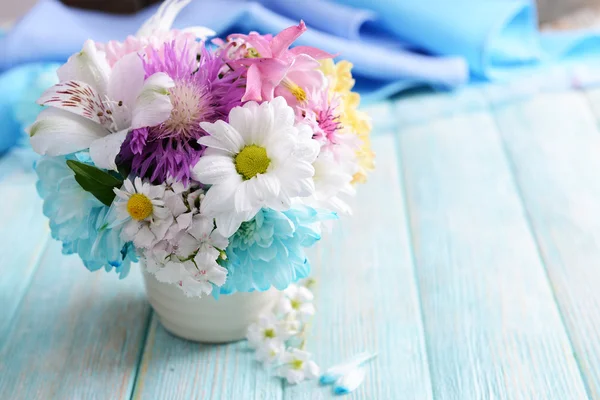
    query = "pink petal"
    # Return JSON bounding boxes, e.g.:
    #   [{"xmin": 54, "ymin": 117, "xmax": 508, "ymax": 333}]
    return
[
  {"xmin": 289, "ymin": 46, "xmax": 335, "ymax": 60},
  {"xmin": 242, "ymin": 64, "xmax": 263, "ymax": 102},
  {"xmin": 270, "ymin": 20, "xmax": 307, "ymax": 58}
]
